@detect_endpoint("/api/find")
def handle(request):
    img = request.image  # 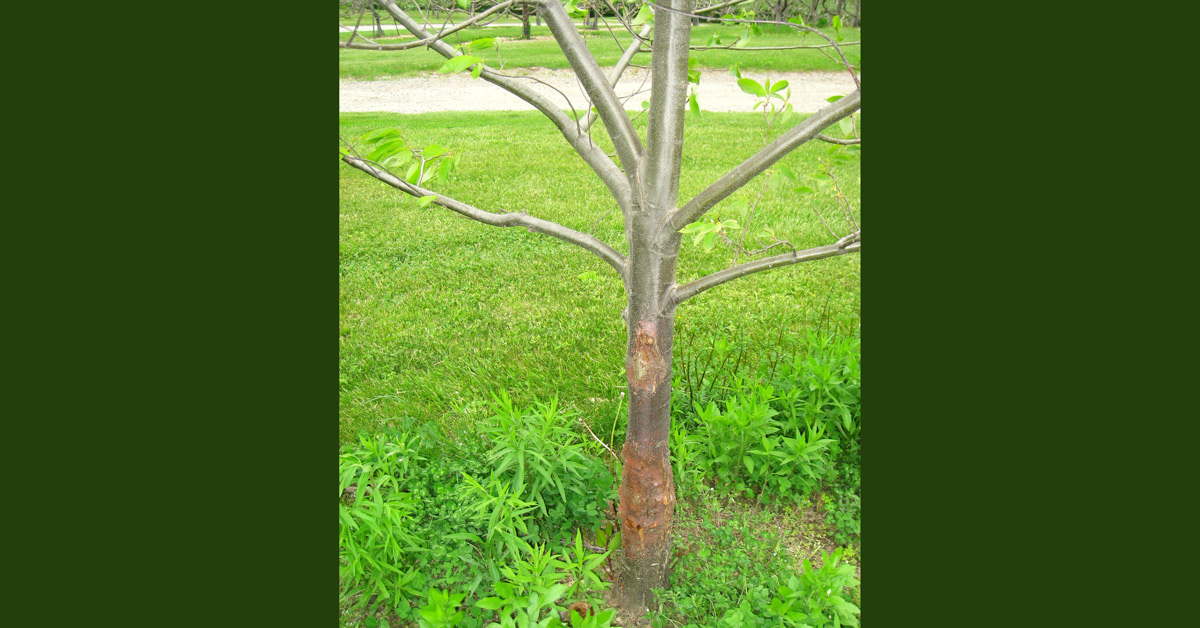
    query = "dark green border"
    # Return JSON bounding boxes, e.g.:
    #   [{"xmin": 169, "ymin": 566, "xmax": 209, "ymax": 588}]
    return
[
  {"xmin": 9, "ymin": 7, "xmax": 332, "ymax": 626},
  {"xmin": 866, "ymin": 3, "xmax": 1113, "ymax": 625}
]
